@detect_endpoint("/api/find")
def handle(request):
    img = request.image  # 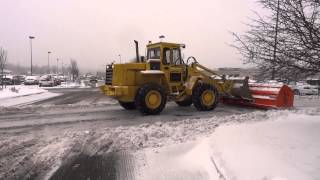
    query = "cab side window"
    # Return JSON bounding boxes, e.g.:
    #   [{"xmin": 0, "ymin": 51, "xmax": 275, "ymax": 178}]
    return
[{"xmin": 172, "ymin": 48, "xmax": 182, "ymax": 65}]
